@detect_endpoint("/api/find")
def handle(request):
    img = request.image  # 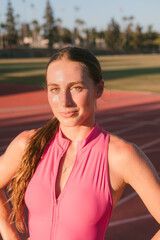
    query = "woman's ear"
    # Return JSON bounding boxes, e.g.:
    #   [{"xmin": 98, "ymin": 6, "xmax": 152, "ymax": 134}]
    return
[{"xmin": 96, "ymin": 79, "xmax": 104, "ymax": 98}]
